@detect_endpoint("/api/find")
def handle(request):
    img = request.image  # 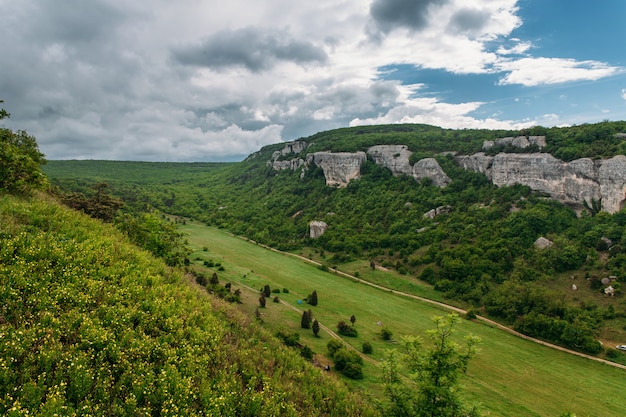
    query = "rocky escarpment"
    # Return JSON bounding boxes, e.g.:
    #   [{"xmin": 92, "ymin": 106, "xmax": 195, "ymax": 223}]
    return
[
  {"xmin": 367, "ymin": 145, "xmax": 451, "ymax": 187},
  {"xmin": 268, "ymin": 139, "xmax": 626, "ymax": 213},
  {"xmin": 482, "ymin": 135, "xmax": 546, "ymax": 150},
  {"xmin": 457, "ymin": 153, "xmax": 626, "ymax": 213},
  {"xmin": 306, "ymin": 152, "xmax": 367, "ymax": 187},
  {"xmin": 269, "ymin": 142, "xmax": 450, "ymax": 188}
]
